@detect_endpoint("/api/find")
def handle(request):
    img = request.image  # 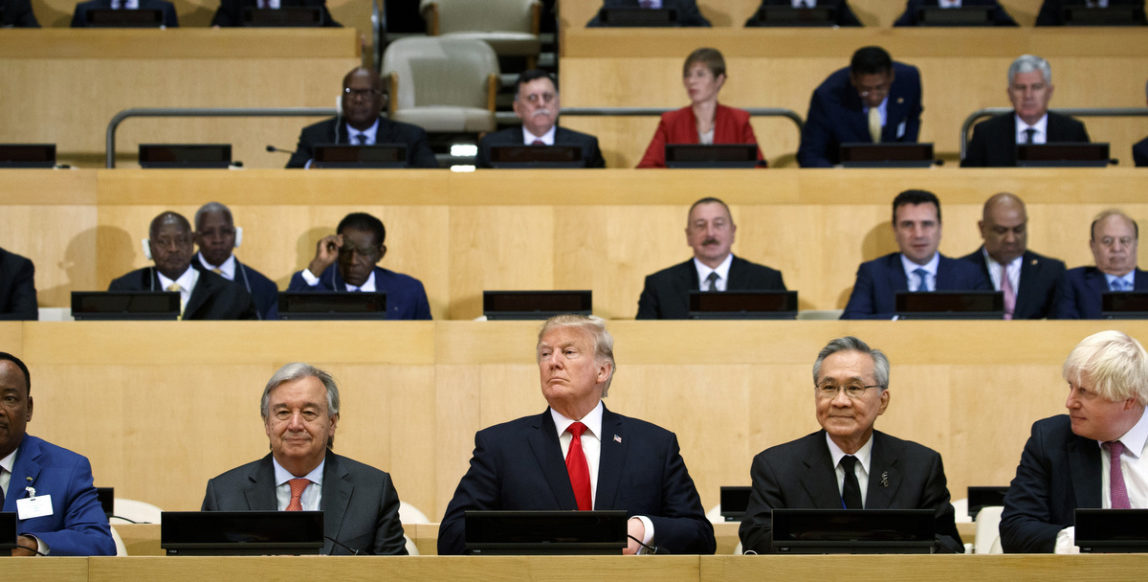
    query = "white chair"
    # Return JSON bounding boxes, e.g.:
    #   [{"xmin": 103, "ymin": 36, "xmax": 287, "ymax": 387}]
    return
[
  {"xmin": 973, "ymin": 505, "xmax": 1005, "ymax": 554},
  {"xmin": 382, "ymin": 37, "xmax": 500, "ymax": 134},
  {"xmin": 399, "ymin": 501, "xmax": 430, "ymax": 556},
  {"xmin": 951, "ymin": 498, "xmax": 973, "ymax": 523},
  {"xmin": 110, "ymin": 498, "xmax": 163, "ymax": 525},
  {"xmin": 421, "ymin": 0, "xmax": 542, "ymax": 68},
  {"xmin": 110, "ymin": 525, "xmax": 128, "ymax": 556},
  {"xmin": 704, "ymin": 503, "xmax": 723, "ymax": 524}
]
